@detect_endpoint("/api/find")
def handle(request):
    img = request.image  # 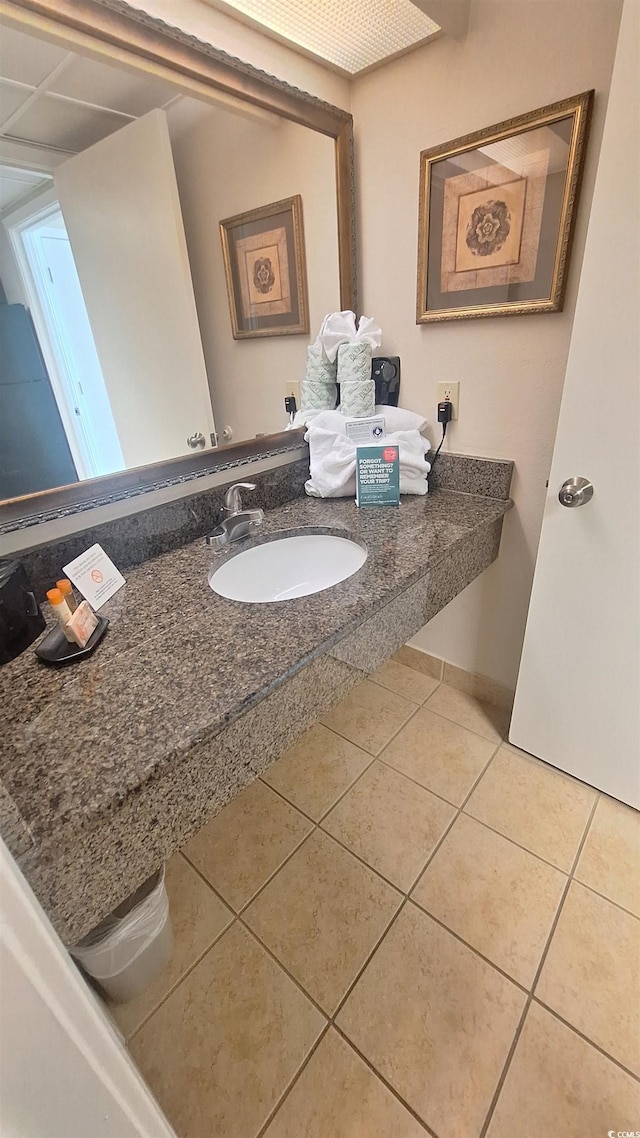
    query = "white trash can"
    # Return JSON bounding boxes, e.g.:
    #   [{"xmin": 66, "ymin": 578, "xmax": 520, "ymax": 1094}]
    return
[{"xmin": 71, "ymin": 868, "xmax": 173, "ymax": 1003}]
